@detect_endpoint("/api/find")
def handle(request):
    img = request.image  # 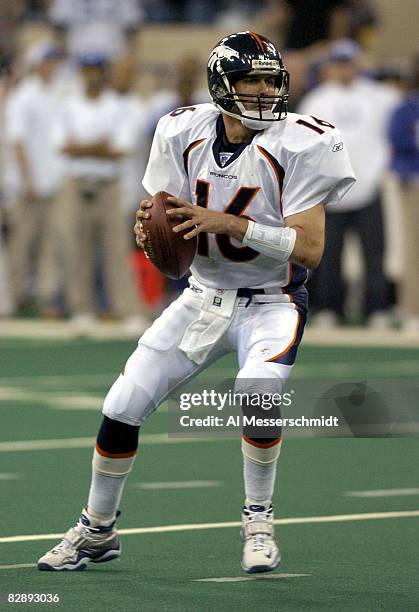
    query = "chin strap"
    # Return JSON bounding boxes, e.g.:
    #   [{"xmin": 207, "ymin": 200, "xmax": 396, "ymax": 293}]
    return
[
  {"xmin": 214, "ymin": 102, "xmax": 275, "ymax": 131},
  {"xmin": 240, "ymin": 116, "xmax": 275, "ymax": 131}
]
